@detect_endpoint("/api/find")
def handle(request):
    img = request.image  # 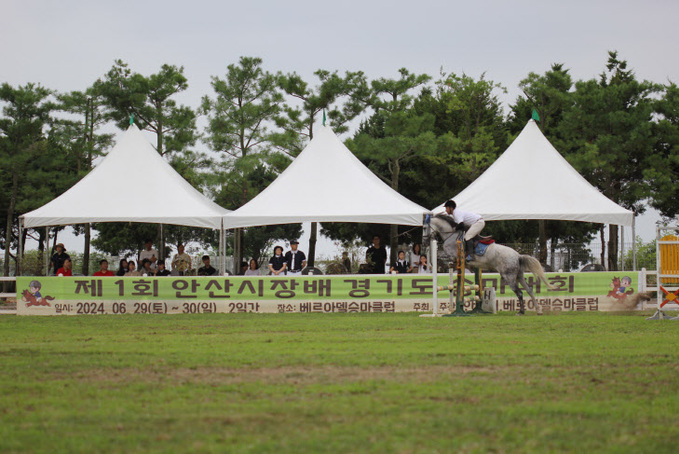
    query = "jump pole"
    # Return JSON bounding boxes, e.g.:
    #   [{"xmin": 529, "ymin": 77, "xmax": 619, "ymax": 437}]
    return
[
  {"xmin": 445, "ymin": 238, "xmax": 471, "ymax": 317},
  {"xmin": 420, "ymin": 237, "xmax": 442, "ymax": 317}
]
